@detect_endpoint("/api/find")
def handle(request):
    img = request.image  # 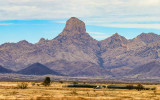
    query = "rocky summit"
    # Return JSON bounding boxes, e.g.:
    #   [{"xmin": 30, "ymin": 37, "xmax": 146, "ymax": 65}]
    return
[
  {"xmin": 0, "ymin": 17, "xmax": 160, "ymax": 79},
  {"xmin": 60, "ymin": 17, "xmax": 86, "ymax": 35}
]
